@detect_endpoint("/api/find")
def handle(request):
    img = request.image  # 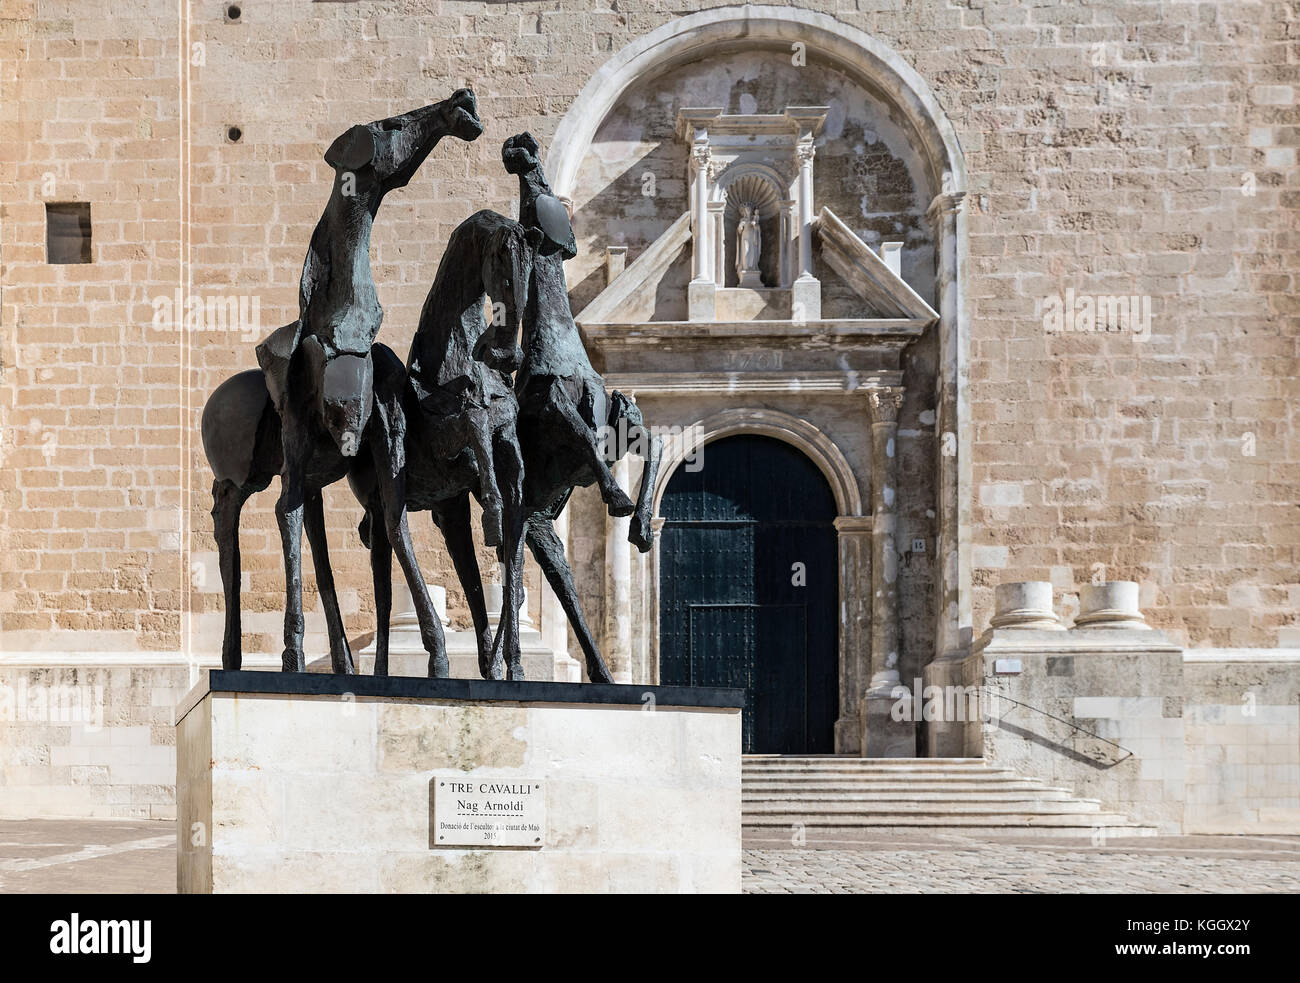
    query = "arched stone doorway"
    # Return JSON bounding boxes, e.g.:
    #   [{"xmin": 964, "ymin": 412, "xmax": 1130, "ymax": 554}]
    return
[
  {"xmin": 659, "ymin": 434, "xmax": 838, "ymax": 753},
  {"xmin": 544, "ymin": 5, "xmax": 974, "ymax": 757}
]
